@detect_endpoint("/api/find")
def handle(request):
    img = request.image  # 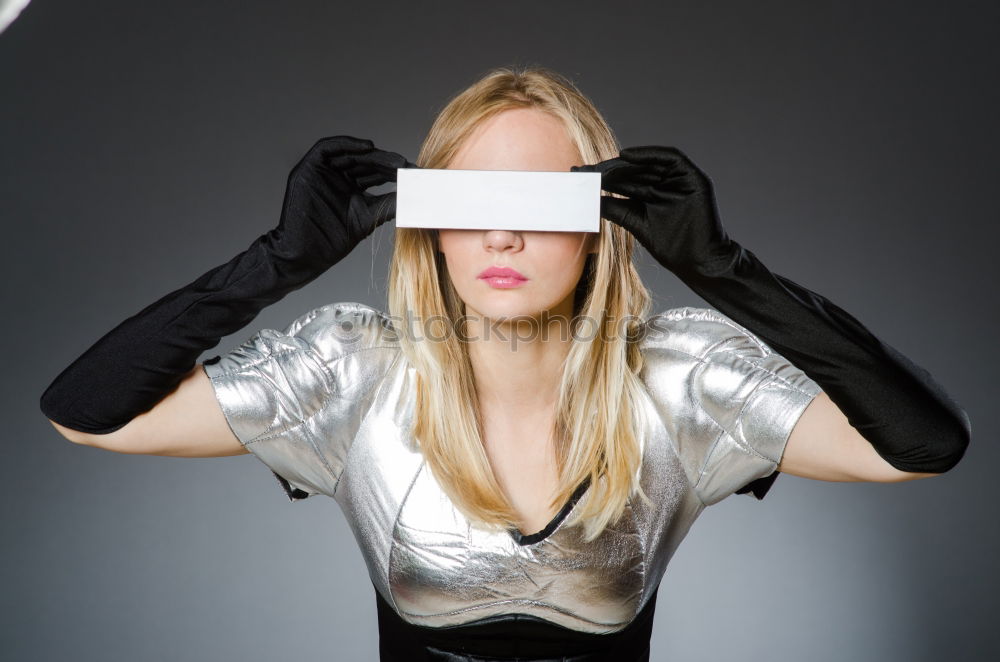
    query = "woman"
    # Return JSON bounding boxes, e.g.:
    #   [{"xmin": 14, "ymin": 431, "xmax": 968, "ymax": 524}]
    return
[{"xmin": 40, "ymin": 66, "xmax": 970, "ymax": 661}]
